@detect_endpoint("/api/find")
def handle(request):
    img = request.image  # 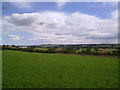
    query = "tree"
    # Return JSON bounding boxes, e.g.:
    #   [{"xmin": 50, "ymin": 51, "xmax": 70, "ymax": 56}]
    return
[
  {"xmin": 61, "ymin": 48, "xmax": 75, "ymax": 54},
  {"xmin": 12, "ymin": 45, "xmax": 16, "ymax": 47},
  {"xmin": 47, "ymin": 48, "xmax": 56, "ymax": 53},
  {"xmin": 112, "ymin": 50, "xmax": 117, "ymax": 55},
  {"xmin": 85, "ymin": 48, "xmax": 92, "ymax": 54},
  {"xmin": 2, "ymin": 45, "xmax": 6, "ymax": 47},
  {"xmin": 94, "ymin": 47, "xmax": 99, "ymax": 53},
  {"xmin": 22, "ymin": 48, "xmax": 34, "ymax": 52}
]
